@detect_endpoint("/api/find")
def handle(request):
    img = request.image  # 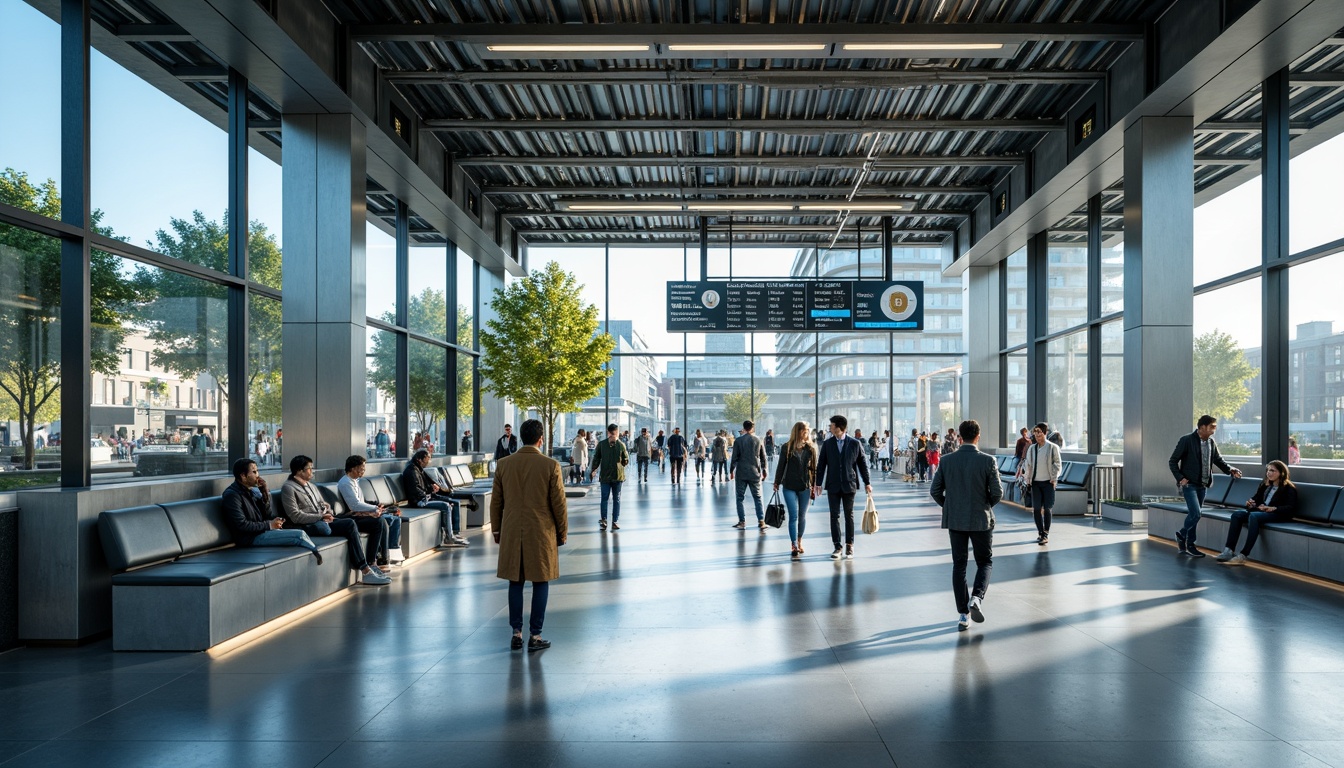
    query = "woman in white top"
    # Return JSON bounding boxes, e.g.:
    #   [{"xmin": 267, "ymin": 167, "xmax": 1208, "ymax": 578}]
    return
[
  {"xmin": 571, "ymin": 430, "xmax": 589, "ymax": 484},
  {"xmin": 692, "ymin": 429, "xmax": 709, "ymax": 483},
  {"xmin": 1019, "ymin": 421, "xmax": 1062, "ymax": 545},
  {"xmin": 877, "ymin": 435, "xmax": 893, "ymax": 473}
]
